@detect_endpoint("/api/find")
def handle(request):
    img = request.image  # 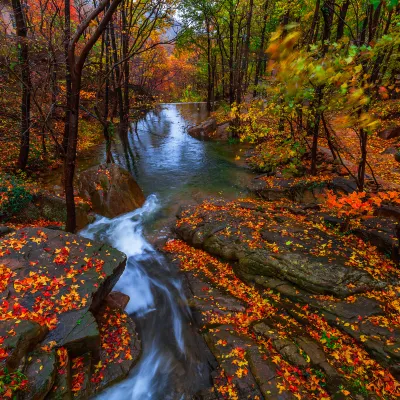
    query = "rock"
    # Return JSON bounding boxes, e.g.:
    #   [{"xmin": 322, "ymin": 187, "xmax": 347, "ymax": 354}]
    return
[
  {"xmin": 70, "ymin": 353, "xmax": 92, "ymax": 400},
  {"xmin": 204, "ymin": 327, "xmax": 264, "ymax": 399},
  {"xmin": 45, "ymin": 310, "xmax": 100, "ymax": 358},
  {"xmin": 45, "ymin": 348, "xmax": 72, "ymax": 400},
  {"xmin": 379, "ymin": 125, "xmax": 400, "ymax": 140},
  {"xmin": 175, "ymin": 201, "xmax": 397, "ymax": 299},
  {"xmin": 22, "ymin": 350, "xmax": 57, "ymax": 400},
  {"xmin": 382, "ymin": 147, "xmax": 398, "ymax": 155},
  {"xmin": 248, "ymin": 176, "xmax": 328, "ymax": 204},
  {"xmin": 215, "ymin": 122, "xmax": 231, "ymax": 141},
  {"xmin": 0, "ymin": 227, "xmax": 127, "ymax": 397},
  {"xmin": 17, "ymin": 191, "xmax": 91, "ymax": 230},
  {"xmin": 297, "ymin": 337, "xmax": 344, "ymax": 395},
  {"xmin": 0, "ymin": 225, "xmax": 12, "ymax": 237},
  {"xmin": 91, "ymin": 305, "xmax": 141, "ymax": 394},
  {"xmin": 0, "ymin": 320, "xmax": 47, "ymax": 371},
  {"xmin": 103, "ymin": 291, "xmax": 130, "ymax": 310},
  {"xmin": 187, "ymin": 118, "xmax": 218, "ymax": 141},
  {"xmin": 77, "ymin": 164, "xmax": 145, "ymax": 218}
]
